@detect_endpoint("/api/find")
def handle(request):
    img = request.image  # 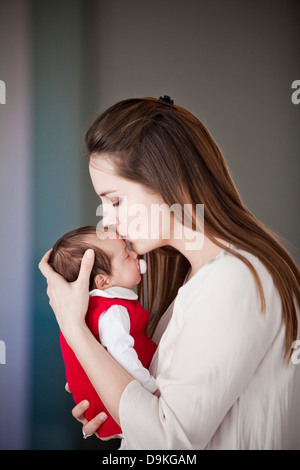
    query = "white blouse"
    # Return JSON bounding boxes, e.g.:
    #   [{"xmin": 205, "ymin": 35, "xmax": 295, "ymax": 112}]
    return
[{"xmin": 119, "ymin": 244, "xmax": 298, "ymax": 449}]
